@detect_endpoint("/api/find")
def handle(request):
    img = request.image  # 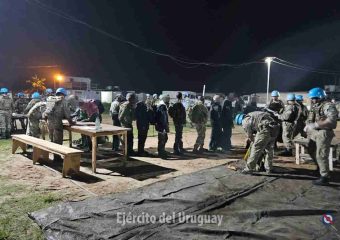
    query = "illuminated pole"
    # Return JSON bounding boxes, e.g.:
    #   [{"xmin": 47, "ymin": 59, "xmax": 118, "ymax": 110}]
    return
[
  {"xmin": 202, "ymin": 84, "xmax": 206, "ymax": 97},
  {"xmin": 265, "ymin": 57, "xmax": 273, "ymax": 105}
]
